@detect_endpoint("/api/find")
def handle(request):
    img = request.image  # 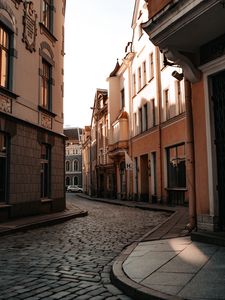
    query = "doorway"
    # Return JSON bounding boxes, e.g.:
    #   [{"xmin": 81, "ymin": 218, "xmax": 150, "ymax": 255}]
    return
[{"xmin": 212, "ymin": 70, "xmax": 225, "ymax": 229}]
